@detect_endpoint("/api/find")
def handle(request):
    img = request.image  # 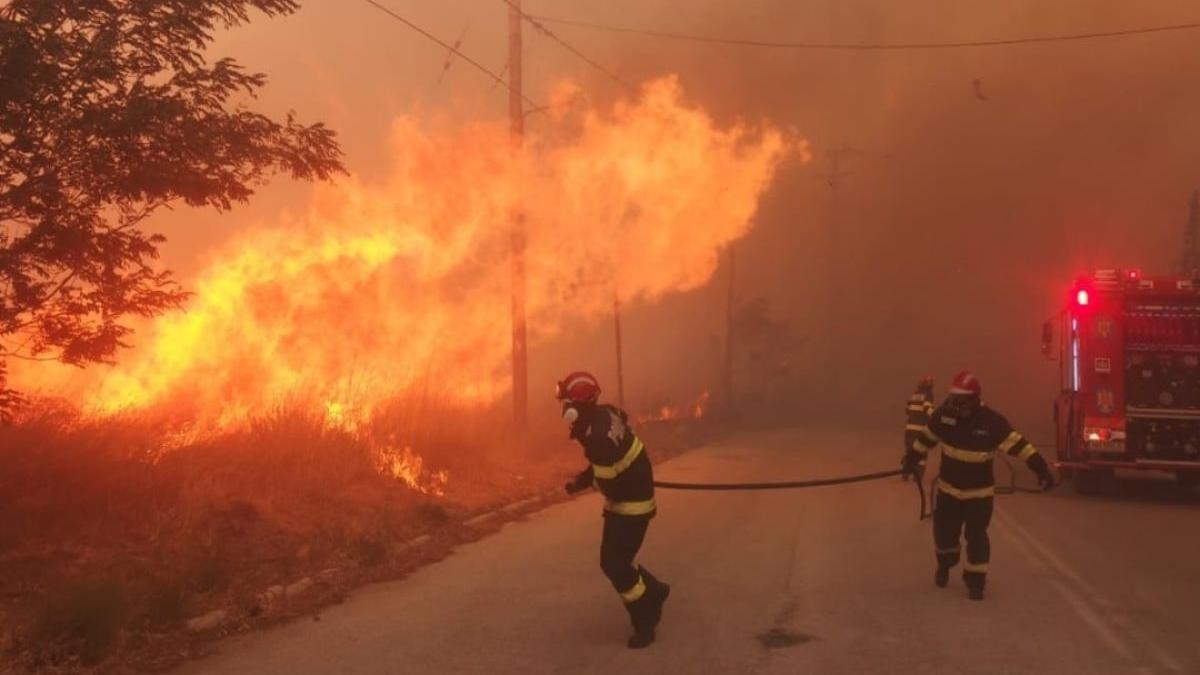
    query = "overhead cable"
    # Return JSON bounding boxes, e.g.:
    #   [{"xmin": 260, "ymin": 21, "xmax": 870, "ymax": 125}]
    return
[
  {"xmin": 531, "ymin": 14, "xmax": 1200, "ymax": 51},
  {"xmin": 359, "ymin": 0, "xmax": 542, "ymax": 109},
  {"xmin": 499, "ymin": 0, "xmax": 637, "ymax": 91}
]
